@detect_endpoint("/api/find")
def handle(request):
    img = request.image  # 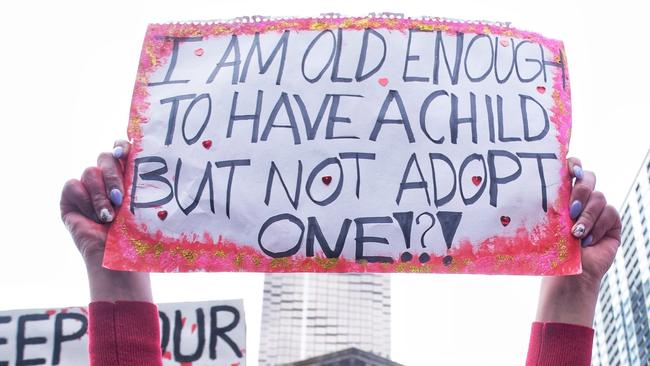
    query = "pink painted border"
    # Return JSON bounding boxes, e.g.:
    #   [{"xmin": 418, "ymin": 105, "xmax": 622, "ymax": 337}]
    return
[{"xmin": 103, "ymin": 16, "xmax": 579, "ymax": 275}]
